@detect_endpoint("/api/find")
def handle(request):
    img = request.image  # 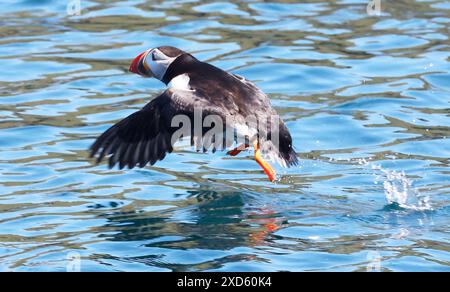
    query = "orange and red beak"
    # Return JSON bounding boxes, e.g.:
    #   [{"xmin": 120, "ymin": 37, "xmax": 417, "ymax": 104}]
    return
[{"xmin": 129, "ymin": 50, "xmax": 150, "ymax": 76}]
